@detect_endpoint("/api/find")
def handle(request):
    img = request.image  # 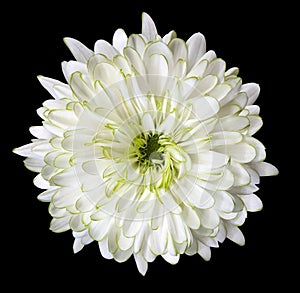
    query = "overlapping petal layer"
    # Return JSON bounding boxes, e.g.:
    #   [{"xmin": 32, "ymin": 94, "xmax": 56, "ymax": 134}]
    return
[{"xmin": 14, "ymin": 12, "xmax": 278, "ymax": 275}]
